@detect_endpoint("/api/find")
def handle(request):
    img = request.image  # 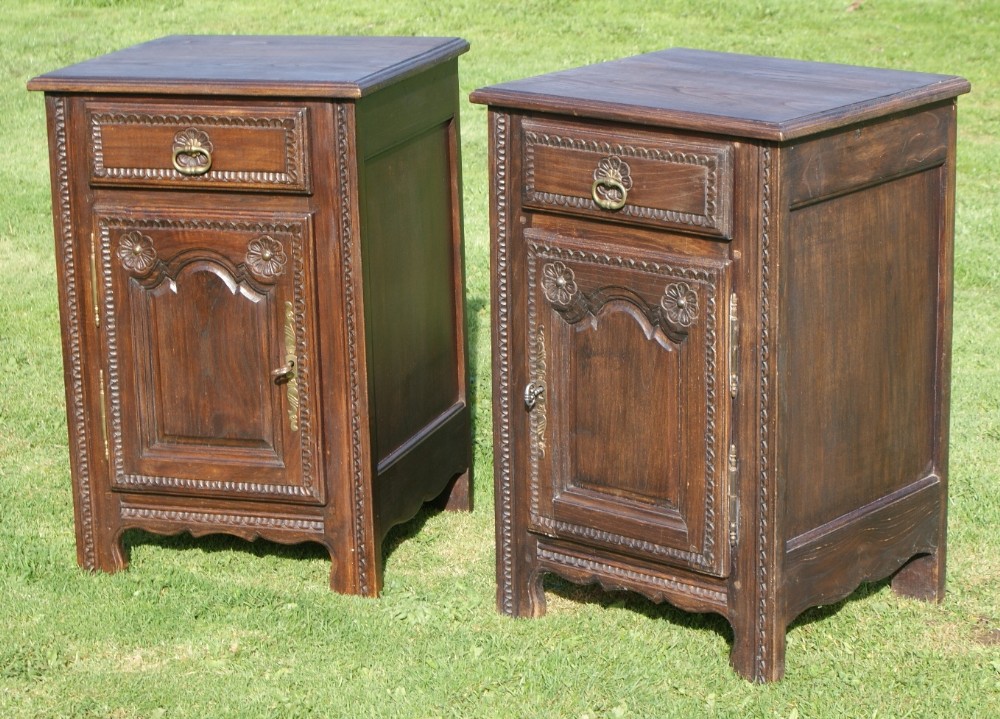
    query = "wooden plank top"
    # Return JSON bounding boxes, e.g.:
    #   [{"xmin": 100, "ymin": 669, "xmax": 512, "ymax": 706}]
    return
[
  {"xmin": 470, "ymin": 48, "xmax": 970, "ymax": 141},
  {"xmin": 27, "ymin": 35, "xmax": 469, "ymax": 98}
]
